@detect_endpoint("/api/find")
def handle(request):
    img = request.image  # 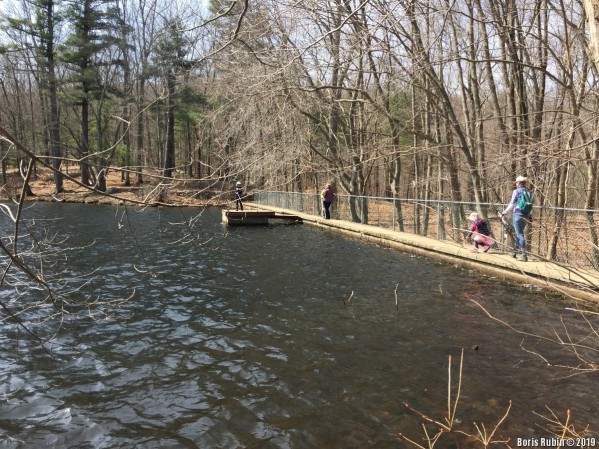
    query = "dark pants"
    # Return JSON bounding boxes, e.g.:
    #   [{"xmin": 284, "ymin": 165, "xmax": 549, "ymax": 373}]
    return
[
  {"xmin": 323, "ymin": 201, "xmax": 331, "ymax": 219},
  {"xmin": 236, "ymin": 196, "xmax": 244, "ymax": 211}
]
